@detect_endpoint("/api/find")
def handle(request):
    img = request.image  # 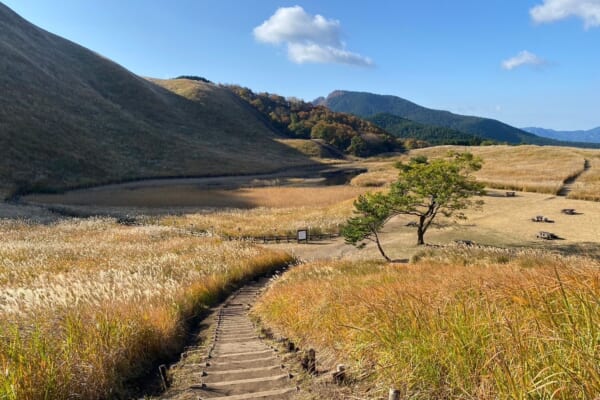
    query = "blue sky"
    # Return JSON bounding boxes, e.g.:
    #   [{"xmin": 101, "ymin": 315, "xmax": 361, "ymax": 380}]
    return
[{"xmin": 3, "ymin": 0, "xmax": 600, "ymax": 130}]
